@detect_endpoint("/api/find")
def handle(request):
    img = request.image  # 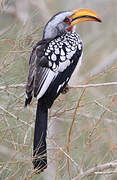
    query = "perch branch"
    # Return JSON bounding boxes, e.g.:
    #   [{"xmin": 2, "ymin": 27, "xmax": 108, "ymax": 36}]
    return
[{"xmin": 0, "ymin": 82, "xmax": 117, "ymax": 91}]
